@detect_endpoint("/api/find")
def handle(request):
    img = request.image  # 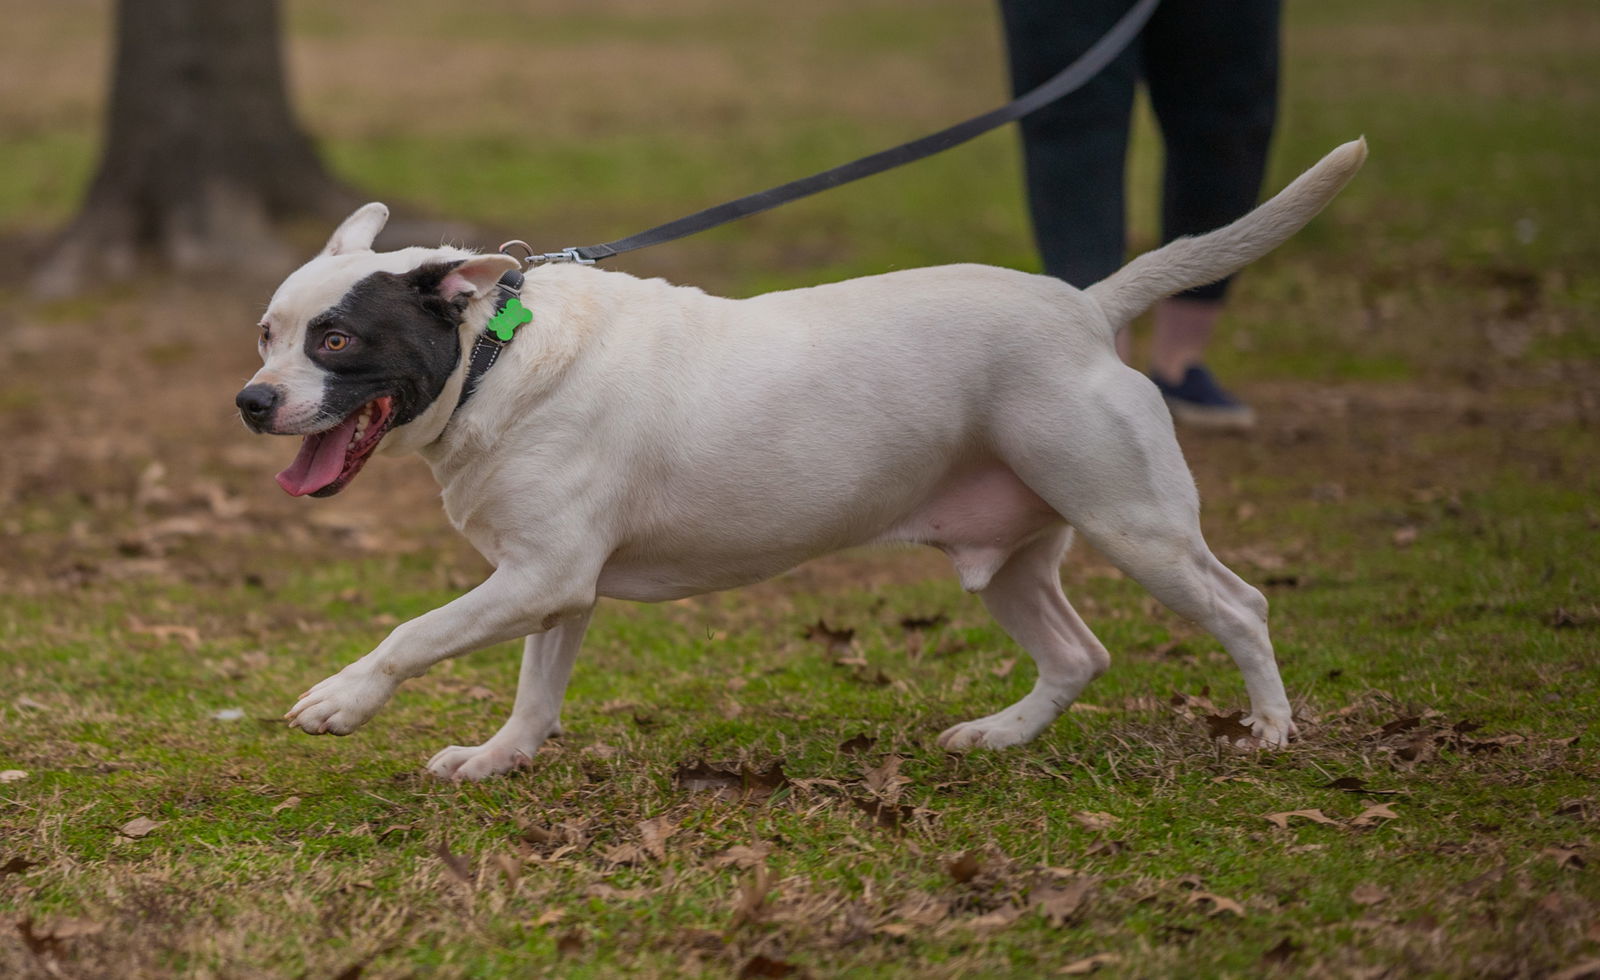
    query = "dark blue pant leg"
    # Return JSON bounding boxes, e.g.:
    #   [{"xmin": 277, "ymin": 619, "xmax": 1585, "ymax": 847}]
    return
[
  {"xmin": 1142, "ymin": 0, "xmax": 1281, "ymax": 300},
  {"xmin": 998, "ymin": 0, "xmax": 1141, "ymax": 289}
]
